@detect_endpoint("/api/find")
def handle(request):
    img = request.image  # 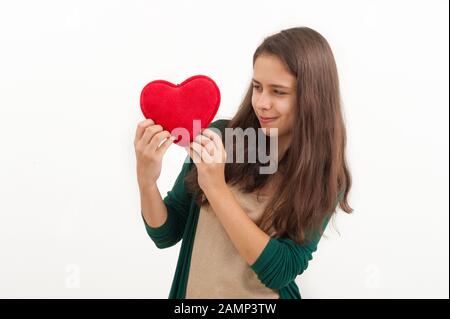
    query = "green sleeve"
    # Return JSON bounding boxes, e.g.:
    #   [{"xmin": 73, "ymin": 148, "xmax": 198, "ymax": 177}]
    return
[
  {"xmin": 250, "ymin": 190, "xmax": 344, "ymax": 290},
  {"xmin": 142, "ymin": 154, "xmax": 193, "ymax": 249}
]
